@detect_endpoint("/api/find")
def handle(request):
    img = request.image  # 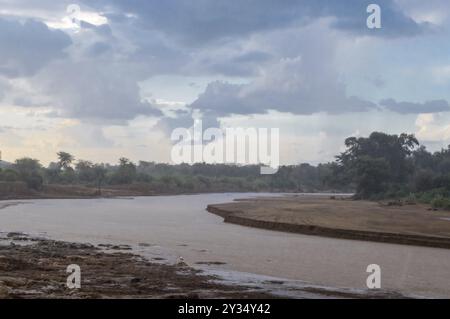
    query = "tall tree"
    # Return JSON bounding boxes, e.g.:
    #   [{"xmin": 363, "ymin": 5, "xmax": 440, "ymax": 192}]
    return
[
  {"xmin": 13, "ymin": 158, "xmax": 43, "ymax": 190},
  {"xmin": 334, "ymin": 132, "xmax": 419, "ymax": 198},
  {"xmin": 57, "ymin": 152, "xmax": 75, "ymax": 170}
]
